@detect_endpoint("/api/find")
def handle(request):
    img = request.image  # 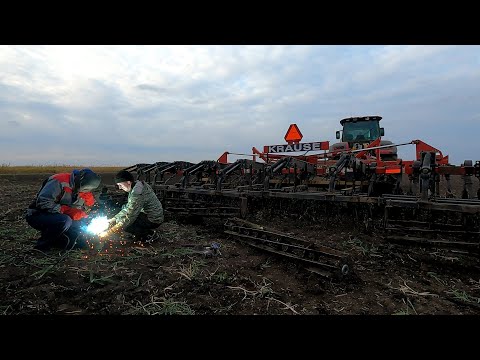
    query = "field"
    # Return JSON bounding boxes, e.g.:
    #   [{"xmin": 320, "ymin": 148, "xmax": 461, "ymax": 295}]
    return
[{"xmin": 1, "ymin": 170, "xmax": 479, "ymax": 315}]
